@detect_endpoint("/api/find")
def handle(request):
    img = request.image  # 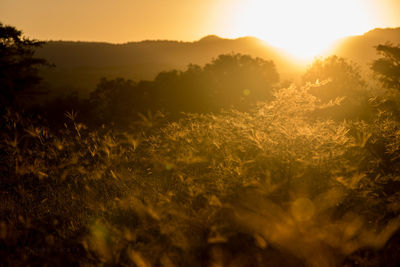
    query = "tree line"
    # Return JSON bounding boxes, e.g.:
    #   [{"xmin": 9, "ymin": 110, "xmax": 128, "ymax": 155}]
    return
[{"xmin": 1, "ymin": 22, "xmax": 400, "ymax": 129}]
